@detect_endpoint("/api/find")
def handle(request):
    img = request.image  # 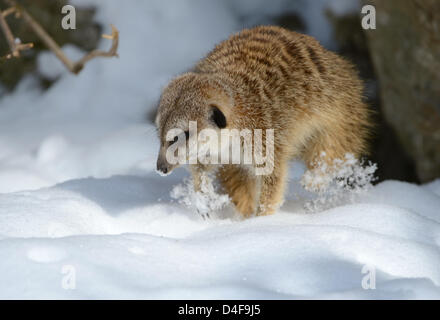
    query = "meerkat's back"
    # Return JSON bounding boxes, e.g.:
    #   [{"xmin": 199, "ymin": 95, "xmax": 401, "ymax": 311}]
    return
[
  {"xmin": 195, "ymin": 25, "xmax": 371, "ymax": 160},
  {"xmin": 196, "ymin": 26, "xmax": 360, "ymax": 103}
]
